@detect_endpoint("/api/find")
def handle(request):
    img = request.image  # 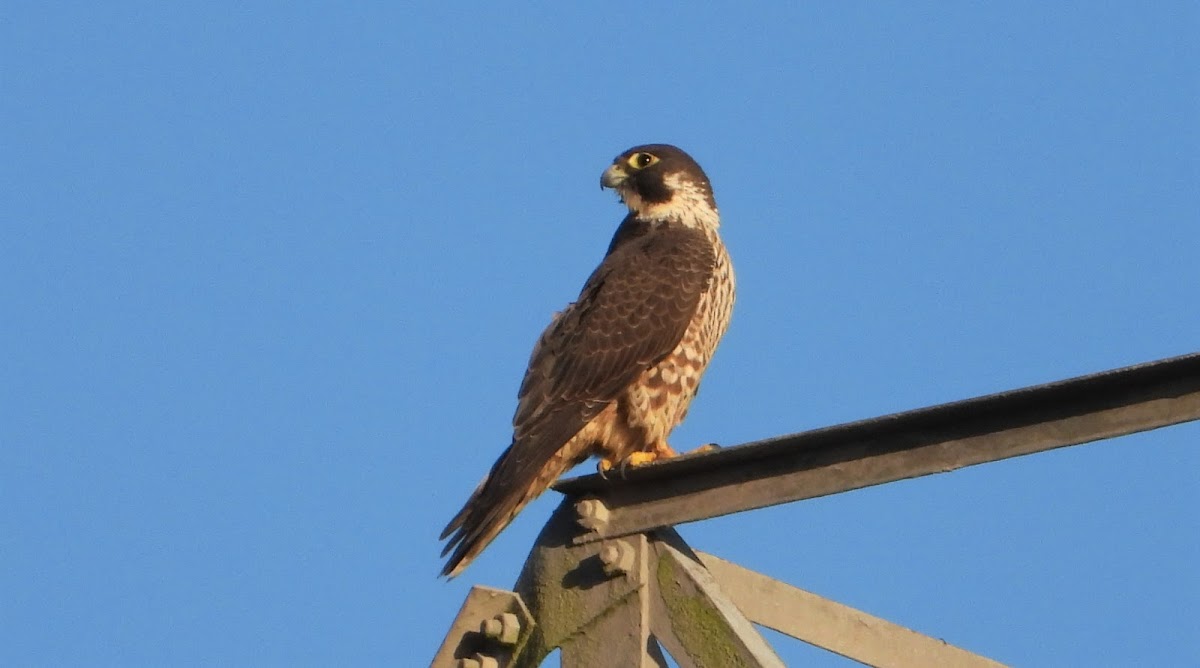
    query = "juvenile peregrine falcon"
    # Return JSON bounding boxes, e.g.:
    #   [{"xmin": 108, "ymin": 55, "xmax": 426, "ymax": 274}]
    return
[{"xmin": 439, "ymin": 144, "xmax": 735, "ymax": 577}]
